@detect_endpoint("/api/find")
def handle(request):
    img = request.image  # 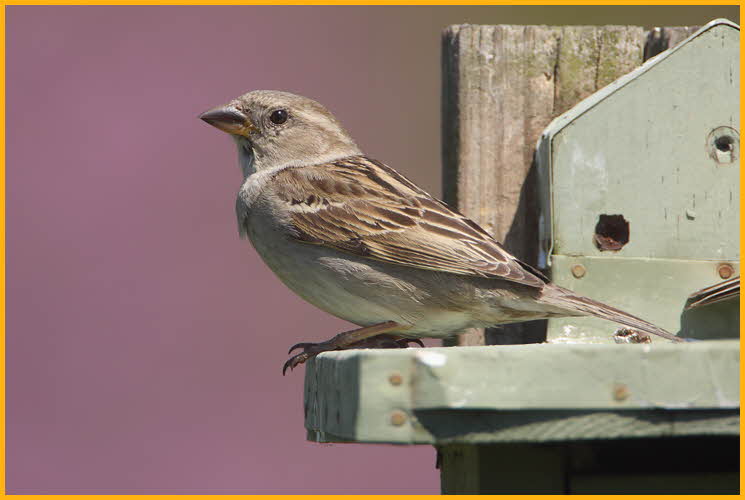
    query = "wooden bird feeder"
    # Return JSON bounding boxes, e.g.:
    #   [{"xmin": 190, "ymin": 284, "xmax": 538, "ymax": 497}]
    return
[{"xmin": 303, "ymin": 19, "xmax": 740, "ymax": 494}]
